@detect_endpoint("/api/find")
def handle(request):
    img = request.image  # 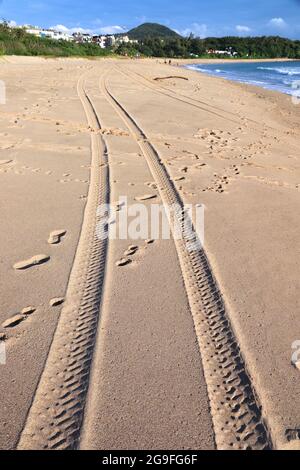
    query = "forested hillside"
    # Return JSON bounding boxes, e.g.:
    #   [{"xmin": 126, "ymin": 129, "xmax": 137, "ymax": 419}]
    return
[{"xmin": 117, "ymin": 35, "xmax": 300, "ymax": 59}]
